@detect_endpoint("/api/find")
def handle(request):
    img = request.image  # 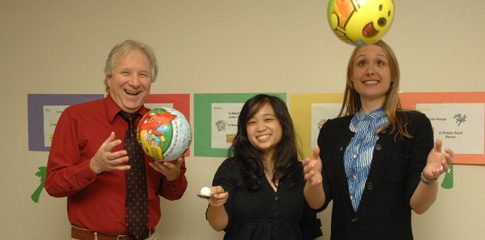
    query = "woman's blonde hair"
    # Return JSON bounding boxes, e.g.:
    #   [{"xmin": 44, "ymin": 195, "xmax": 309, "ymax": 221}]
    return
[{"xmin": 339, "ymin": 40, "xmax": 411, "ymax": 138}]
